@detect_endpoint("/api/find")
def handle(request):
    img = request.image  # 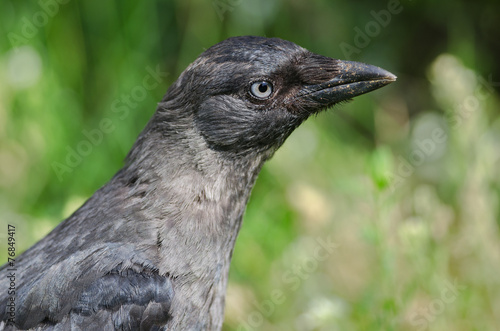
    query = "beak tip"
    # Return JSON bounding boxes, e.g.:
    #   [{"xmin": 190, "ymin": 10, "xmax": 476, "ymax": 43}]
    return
[{"xmin": 385, "ymin": 72, "xmax": 397, "ymax": 82}]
